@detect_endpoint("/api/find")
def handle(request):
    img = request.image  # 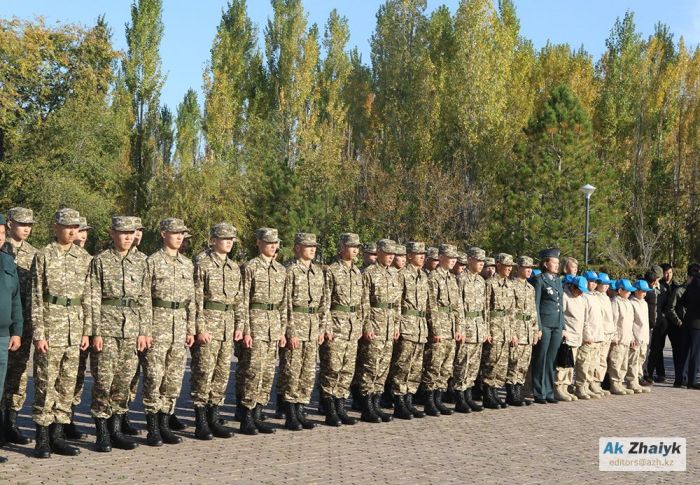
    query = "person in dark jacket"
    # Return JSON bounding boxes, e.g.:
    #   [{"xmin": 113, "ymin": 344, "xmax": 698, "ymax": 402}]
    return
[
  {"xmin": 646, "ymin": 264, "xmax": 677, "ymax": 383},
  {"xmin": 0, "ymin": 215, "xmax": 24, "ymax": 462},
  {"xmin": 680, "ymin": 264, "xmax": 700, "ymax": 389},
  {"xmin": 640, "ymin": 265, "xmax": 662, "ymax": 384},
  {"xmin": 666, "ymin": 264, "xmax": 699, "ymax": 387}
]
